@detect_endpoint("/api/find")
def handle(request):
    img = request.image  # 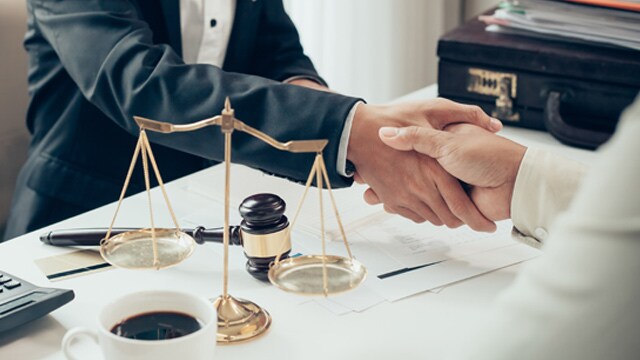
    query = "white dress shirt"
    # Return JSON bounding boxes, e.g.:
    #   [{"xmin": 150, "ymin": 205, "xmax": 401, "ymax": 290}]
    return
[
  {"xmin": 449, "ymin": 97, "xmax": 640, "ymax": 359},
  {"xmin": 179, "ymin": 0, "xmax": 235, "ymax": 67},
  {"xmin": 178, "ymin": 0, "xmax": 354, "ymax": 176}
]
